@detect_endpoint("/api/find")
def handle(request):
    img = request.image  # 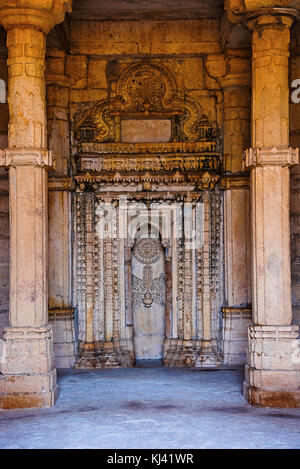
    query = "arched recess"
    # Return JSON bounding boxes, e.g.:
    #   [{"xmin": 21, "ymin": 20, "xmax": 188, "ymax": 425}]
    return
[{"xmin": 125, "ymin": 221, "xmax": 173, "ymax": 362}]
